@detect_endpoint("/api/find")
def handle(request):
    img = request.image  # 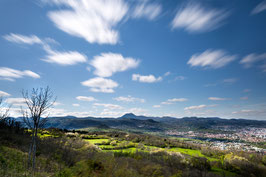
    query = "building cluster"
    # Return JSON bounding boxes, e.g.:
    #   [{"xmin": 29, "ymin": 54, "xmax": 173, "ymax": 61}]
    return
[{"xmin": 165, "ymin": 127, "xmax": 266, "ymax": 153}]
